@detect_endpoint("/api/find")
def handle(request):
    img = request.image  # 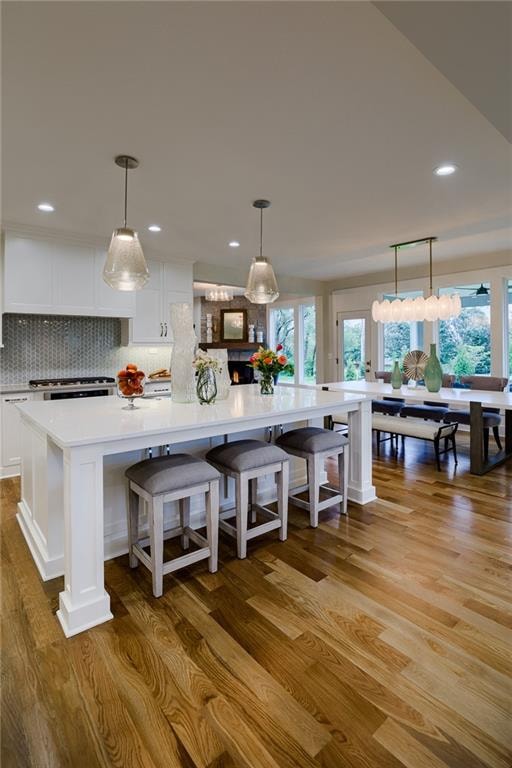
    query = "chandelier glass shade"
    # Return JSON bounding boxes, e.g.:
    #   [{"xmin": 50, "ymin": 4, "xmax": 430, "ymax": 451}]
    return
[
  {"xmin": 205, "ymin": 286, "xmax": 234, "ymax": 302},
  {"xmin": 245, "ymin": 200, "xmax": 279, "ymax": 304},
  {"xmin": 103, "ymin": 155, "xmax": 149, "ymax": 292},
  {"xmin": 372, "ymin": 238, "xmax": 461, "ymax": 323}
]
